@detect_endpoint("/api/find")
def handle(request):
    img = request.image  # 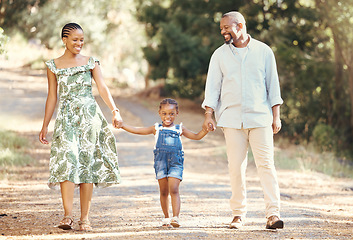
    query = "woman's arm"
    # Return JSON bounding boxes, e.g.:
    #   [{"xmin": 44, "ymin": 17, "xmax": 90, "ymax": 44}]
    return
[
  {"xmin": 182, "ymin": 126, "xmax": 208, "ymax": 140},
  {"xmin": 91, "ymin": 62, "xmax": 123, "ymax": 128},
  {"xmin": 39, "ymin": 68, "xmax": 58, "ymax": 144},
  {"xmin": 122, "ymin": 124, "xmax": 156, "ymax": 135}
]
